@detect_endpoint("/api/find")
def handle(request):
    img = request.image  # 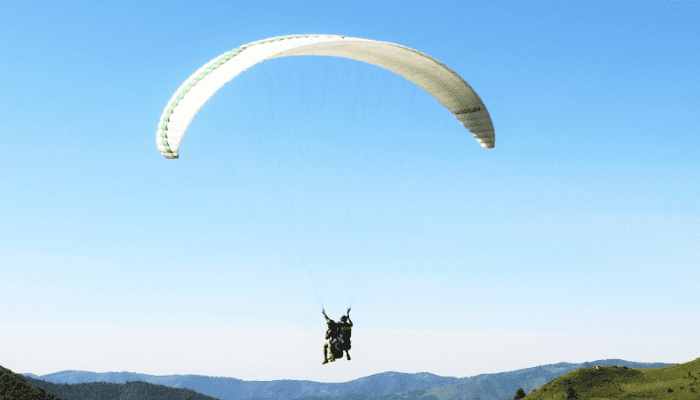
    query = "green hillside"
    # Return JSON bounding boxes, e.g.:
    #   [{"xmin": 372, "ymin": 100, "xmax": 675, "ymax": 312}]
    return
[
  {"xmin": 0, "ymin": 366, "xmax": 59, "ymax": 400},
  {"xmin": 525, "ymin": 358, "xmax": 700, "ymax": 400}
]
